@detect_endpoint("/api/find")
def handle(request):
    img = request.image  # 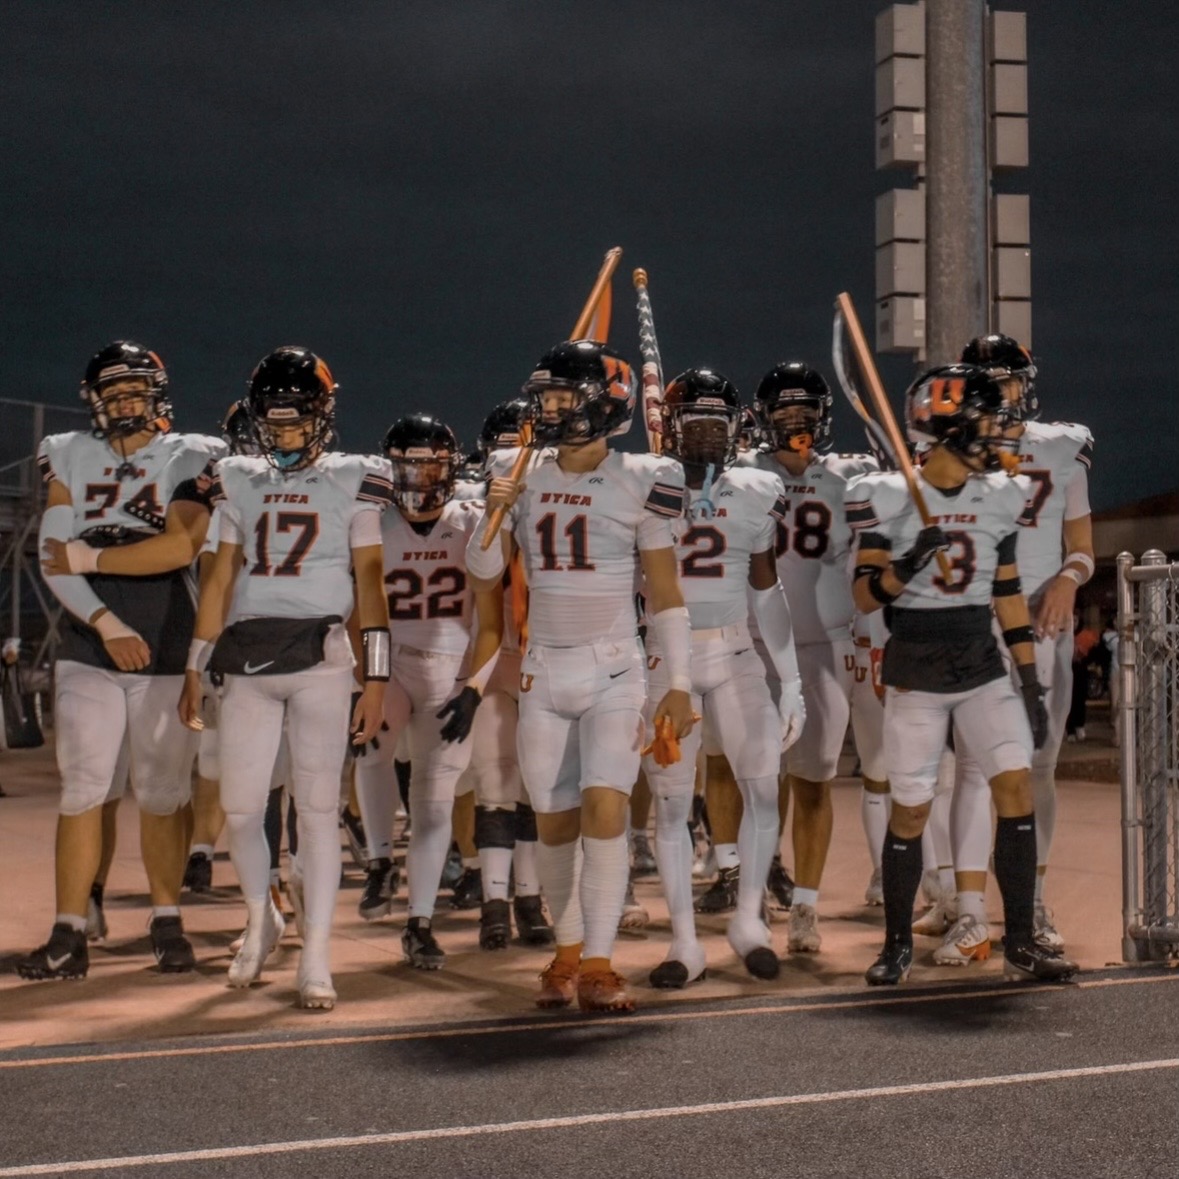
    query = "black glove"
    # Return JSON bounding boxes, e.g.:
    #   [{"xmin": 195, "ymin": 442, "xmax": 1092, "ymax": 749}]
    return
[
  {"xmin": 1017, "ymin": 664, "xmax": 1049, "ymax": 750},
  {"xmin": 436, "ymin": 685, "xmax": 481, "ymax": 744},
  {"xmin": 891, "ymin": 525, "xmax": 950, "ymax": 583},
  {"xmin": 349, "ymin": 689, "xmax": 388, "ymax": 756}
]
